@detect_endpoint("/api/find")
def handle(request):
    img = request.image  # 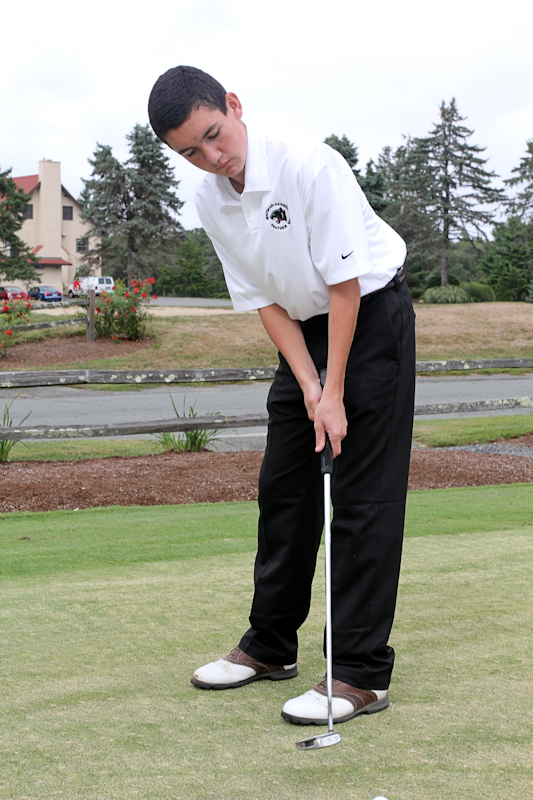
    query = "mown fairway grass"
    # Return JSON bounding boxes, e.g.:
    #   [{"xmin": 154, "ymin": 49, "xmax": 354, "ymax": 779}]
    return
[{"xmin": 1, "ymin": 484, "xmax": 532, "ymax": 800}]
